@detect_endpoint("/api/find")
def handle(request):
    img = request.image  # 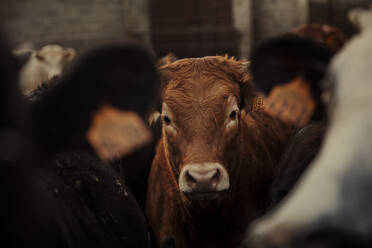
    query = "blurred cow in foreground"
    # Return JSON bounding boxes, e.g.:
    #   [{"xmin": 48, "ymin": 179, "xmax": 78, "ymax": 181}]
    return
[
  {"xmin": 1, "ymin": 36, "xmax": 159, "ymax": 248},
  {"xmin": 249, "ymin": 24, "xmax": 346, "ymax": 211},
  {"xmin": 244, "ymin": 8, "xmax": 372, "ymax": 248}
]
